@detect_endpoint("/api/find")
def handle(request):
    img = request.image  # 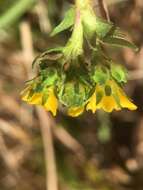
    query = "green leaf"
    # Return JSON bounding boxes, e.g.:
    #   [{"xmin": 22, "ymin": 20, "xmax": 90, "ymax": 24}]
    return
[
  {"xmin": 51, "ymin": 7, "xmax": 75, "ymax": 36},
  {"xmin": 95, "ymin": 17, "xmax": 114, "ymax": 39},
  {"xmin": 111, "ymin": 63, "xmax": 127, "ymax": 83},
  {"xmin": 103, "ymin": 36, "xmax": 138, "ymax": 51}
]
